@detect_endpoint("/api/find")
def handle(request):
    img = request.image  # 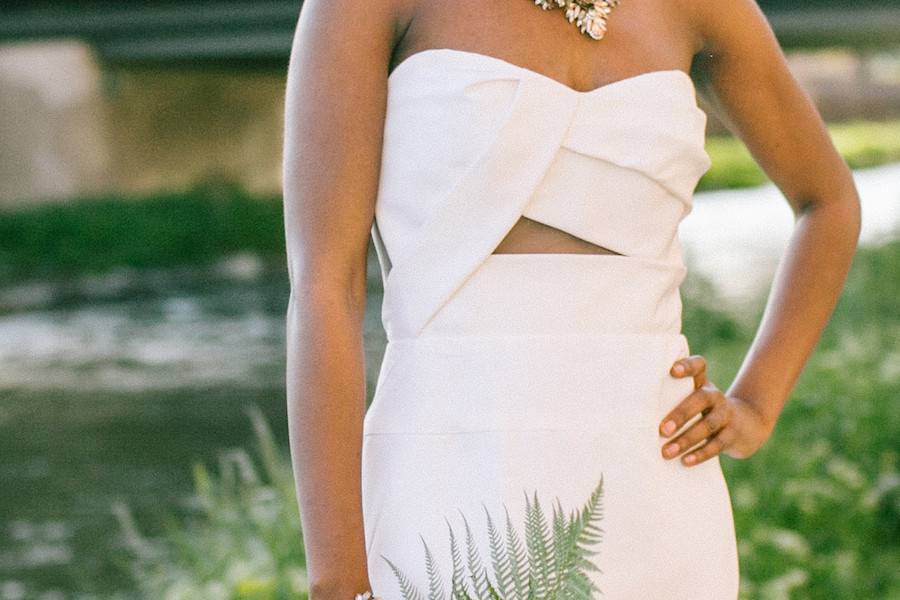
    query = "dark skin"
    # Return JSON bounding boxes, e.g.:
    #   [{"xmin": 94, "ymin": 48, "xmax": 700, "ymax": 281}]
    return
[{"xmin": 282, "ymin": 0, "xmax": 861, "ymax": 595}]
